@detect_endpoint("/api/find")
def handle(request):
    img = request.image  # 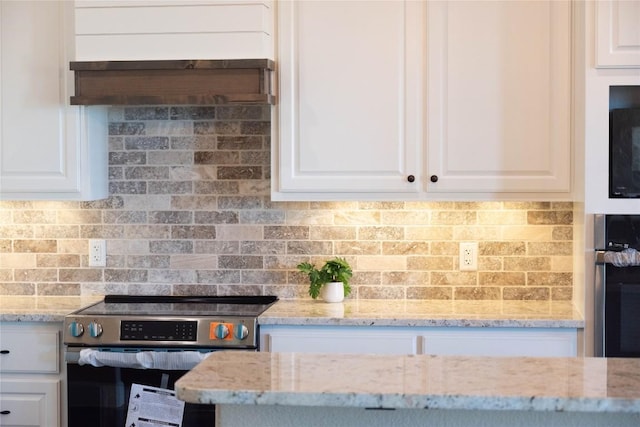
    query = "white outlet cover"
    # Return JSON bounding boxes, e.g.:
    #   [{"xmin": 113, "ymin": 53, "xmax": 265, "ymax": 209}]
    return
[
  {"xmin": 89, "ymin": 239, "xmax": 106, "ymax": 267},
  {"xmin": 459, "ymin": 242, "xmax": 478, "ymax": 271}
]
